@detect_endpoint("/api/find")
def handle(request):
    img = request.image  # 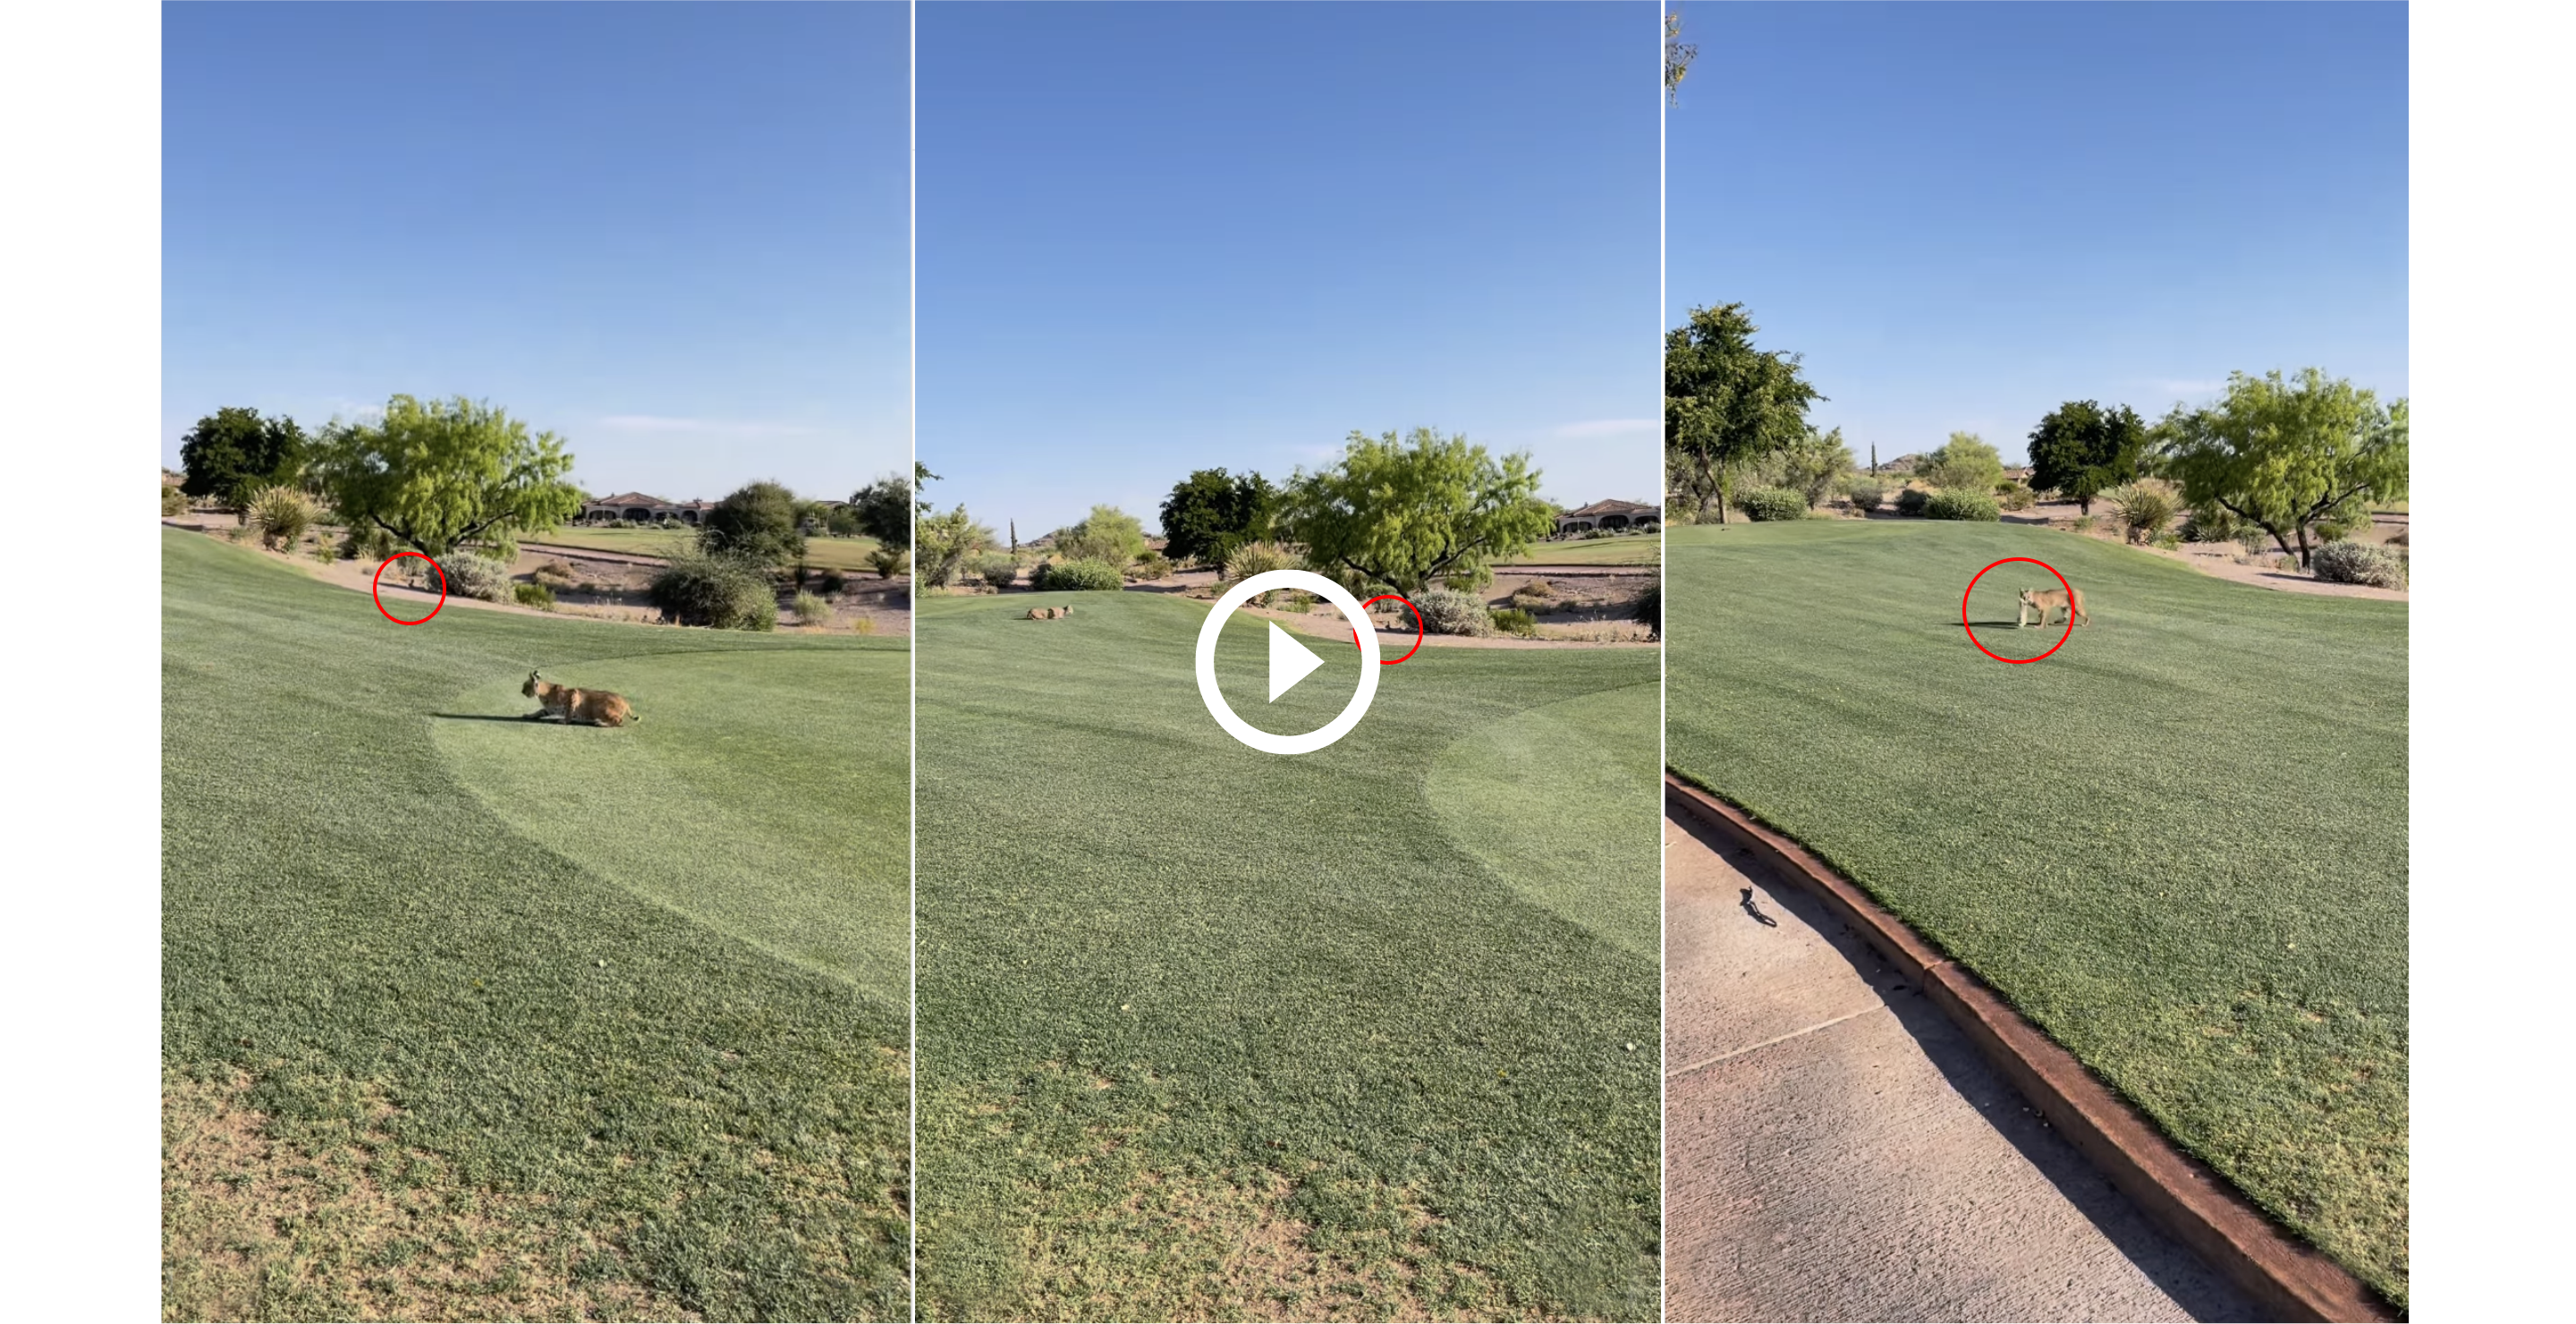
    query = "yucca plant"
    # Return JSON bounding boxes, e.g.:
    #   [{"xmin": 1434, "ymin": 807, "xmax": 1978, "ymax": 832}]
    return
[
  {"xmin": 2102, "ymin": 481, "xmax": 2179, "ymax": 545},
  {"xmin": 243, "ymin": 485, "xmax": 319, "ymax": 550}
]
